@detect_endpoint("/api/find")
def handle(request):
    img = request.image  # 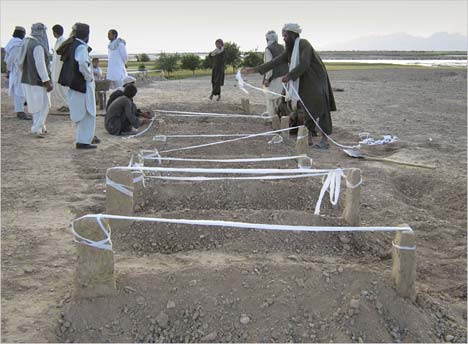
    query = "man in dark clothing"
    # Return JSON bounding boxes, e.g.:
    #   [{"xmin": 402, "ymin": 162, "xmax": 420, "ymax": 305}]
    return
[
  {"xmin": 105, "ymin": 84, "xmax": 150, "ymax": 135},
  {"xmin": 106, "ymin": 76, "xmax": 153, "ymax": 120},
  {"xmin": 243, "ymin": 23, "xmax": 336, "ymax": 148},
  {"xmin": 208, "ymin": 38, "xmax": 225, "ymax": 101}
]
